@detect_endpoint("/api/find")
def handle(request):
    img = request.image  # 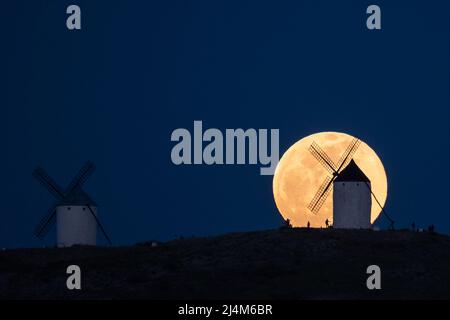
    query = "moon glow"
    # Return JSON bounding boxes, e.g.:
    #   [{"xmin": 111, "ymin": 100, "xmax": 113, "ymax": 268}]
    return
[{"xmin": 272, "ymin": 132, "xmax": 388, "ymax": 228}]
